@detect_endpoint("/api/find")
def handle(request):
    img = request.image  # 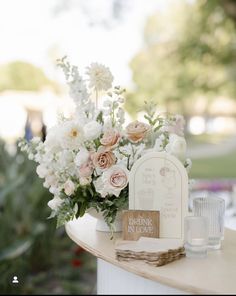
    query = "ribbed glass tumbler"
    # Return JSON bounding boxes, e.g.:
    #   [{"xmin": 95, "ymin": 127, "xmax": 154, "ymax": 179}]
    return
[{"xmin": 193, "ymin": 196, "xmax": 225, "ymax": 250}]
